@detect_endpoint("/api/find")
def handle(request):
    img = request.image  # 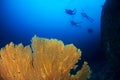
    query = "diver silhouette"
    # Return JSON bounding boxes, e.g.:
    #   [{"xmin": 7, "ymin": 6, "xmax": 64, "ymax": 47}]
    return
[
  {"xmin": 87, "ymin": 28, "xmax": 93, "ymax": 33},
  {"xmin": 81, "ymin": 11, "xmax": 94, "ymax": 23},
  {"xmin": 70, "ymin": 20, "xmax": 82, "ymax": 27},
  {"xmin": 65, "ymin": 8, "xmax": 77, "ymax": 15}
]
